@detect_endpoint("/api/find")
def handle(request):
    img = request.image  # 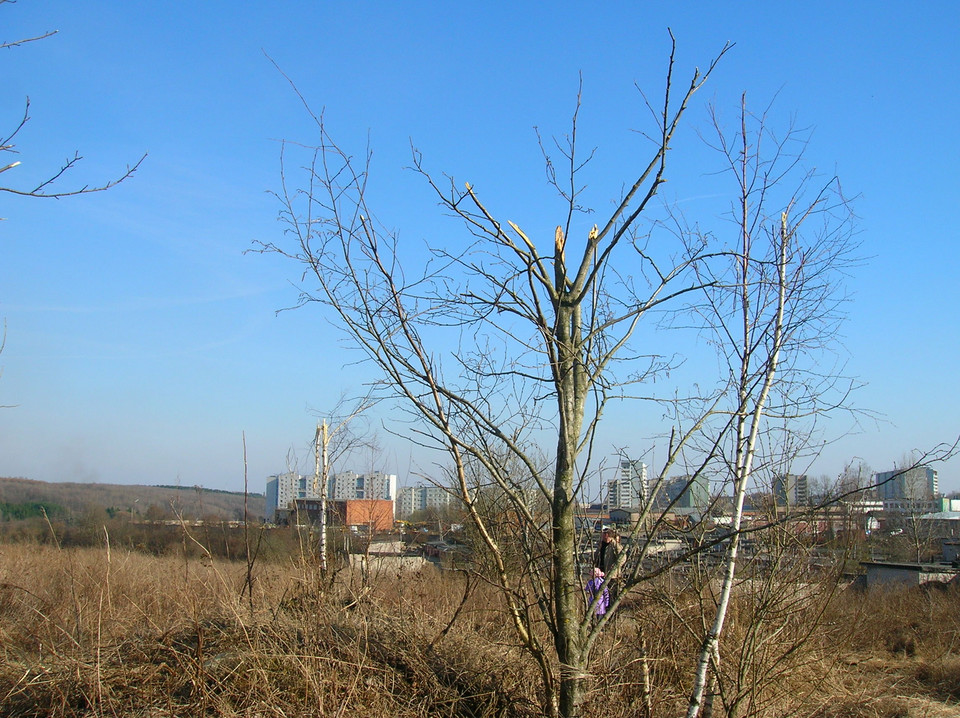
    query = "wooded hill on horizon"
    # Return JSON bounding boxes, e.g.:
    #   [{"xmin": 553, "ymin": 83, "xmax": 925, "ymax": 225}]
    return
[{"xmin": 0, "ymin": 476, "xmax": 265, "ymax": 521}]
